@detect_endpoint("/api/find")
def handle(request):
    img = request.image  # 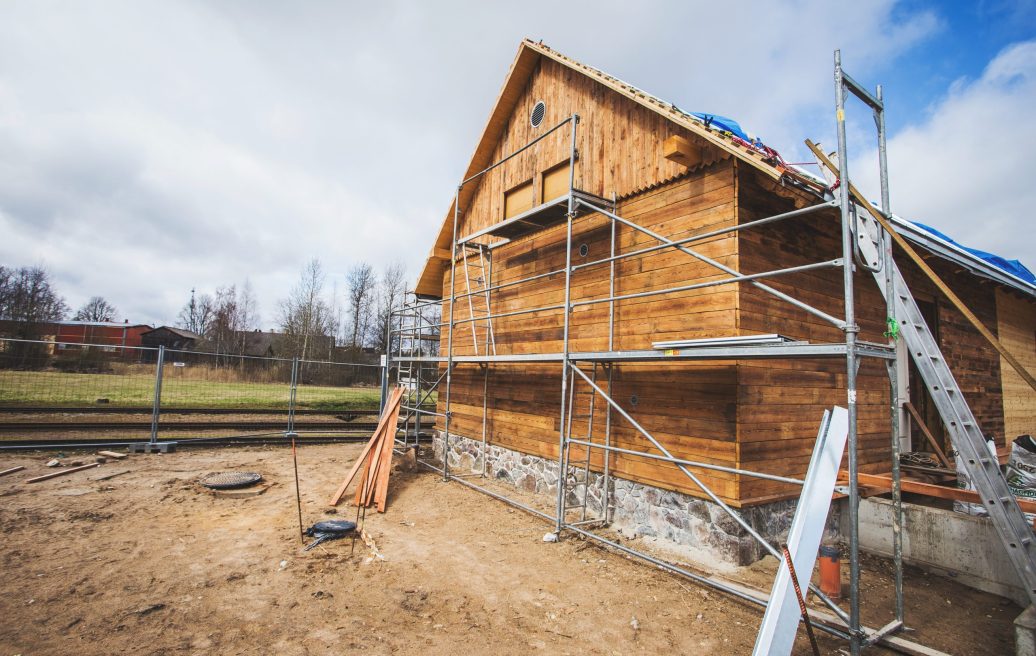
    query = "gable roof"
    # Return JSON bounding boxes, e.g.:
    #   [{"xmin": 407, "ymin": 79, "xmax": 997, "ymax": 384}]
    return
[
  {"xmin": 414, "ymin": 39, "xmax": 803, "ymax": 297},
  {"xmin": 415, "ymin": 39, "xmax": 1036, "ymax": 301},
  {"xmin": 141, "ymin": 326, "xmax": 201, "ymax": 340}
]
